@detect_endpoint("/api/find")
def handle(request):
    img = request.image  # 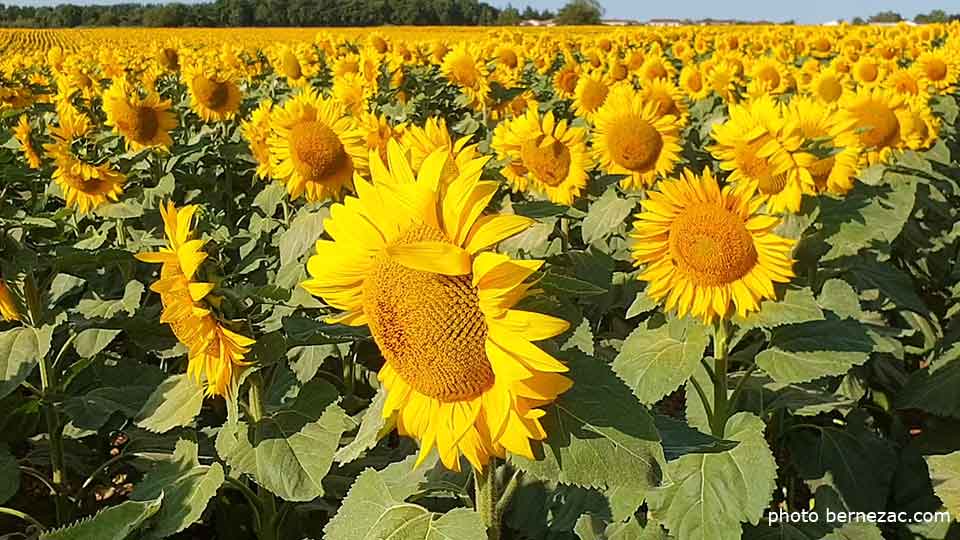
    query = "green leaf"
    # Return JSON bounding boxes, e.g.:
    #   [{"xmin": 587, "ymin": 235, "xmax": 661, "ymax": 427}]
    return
[
  {"xmin": 216, "ymin": 380, "xmax": 352, "ymax": 501},
  {"xmin": 538, "ymin": 270, "xmax": 608, "ymax": 297},
  {"xmin": 324, "ymin": 459, "xmax": 486, "ymax": 540},
  {"xmin": 734, "ymin": 287, "xmax": 825, "ymax": 330},
  {"xmin": 613, "ymin": 317, "xmax": 710, "ymax": 404},
  {"xmin": 838, "ymin": 256, "xmax": 928, "ymax": 314},
  {"xmin": 130, "ymin": 439, "xmax": 225, "ymax": 539},
  {"xmin": 576, "ymin": 515, "xmax": 667, "ymax": 540},
  {"xmin": 818, "ymin": 181, "xmax": 916, "ymax": 262},
  {"xmin": 561, "ymin": 318, "xmax": 595, "ymax": 356},
  {"xmin": 334, "ymin": 389, "xmax": 392, "ymax": 464},
  {"xmin": 926, "ymin": 451, "xmax": 960, "ymax": 517},
  {"xmin": 40, "ymin": 495, "xmax": 163, "ymax": 540},
  {"xmin": 63, "ymin": 386, "xmax": 152, "ymax": 431},
  {"xmin": 647, "ymin": 413, "xmax": 777, "ymax": 540},
  {"xmin": 253, "ymin": 181, "xmax": 287, "ymax": 216},
  {"xmin": 136, "ymin": 374, "xmax": 205, "ymax": 434},
  {"xmin": 0, "ymin": 325, "xmax": 53, "ymax": 399},
  {"xmin": 512, "ymin": 352, "xmax": 666, "ymax": 505},
  {"xmin": 788, "ymin": 412, "xmax": 896, "ymax": 512},
  {"xmin": 0, "ymin": 443, "xmax": 19, "ymax": 505},
  {"xmin": 625, "ymin": 290, "xmax": 658, "ymax": 319},
  {"xmin": 582, "ymin": 188, "xmax": 634, "ymax": 244},
  {"xmin": 897, "ymin": 326, "xmax": 960, "ymax": 418},
  {"xmin": 654, "ymin": 415, "xmax": 737, "ymax": 461},
  {"xmin": 756, "ymin": 318, "xmax": 875, "ymax": 385},
  {"xmin": 821, "ymin": 523, "xmax": 885, "ymax": 540},
  {"xmin": 74, "ymin": 328, "xmax": 122, "ymax": 357},
  {"xmin": 278, "ymin": 207, "xmax": 329, "ymax": 266},
  {"xmin": 817, "ymin": 279, "xmax": 863, "ymax": 320}
]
